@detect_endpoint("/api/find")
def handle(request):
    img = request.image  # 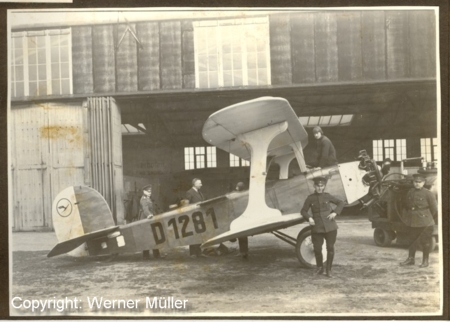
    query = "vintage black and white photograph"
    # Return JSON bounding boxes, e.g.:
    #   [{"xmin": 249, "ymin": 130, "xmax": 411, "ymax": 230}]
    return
[{"xmin": 8, "ymin": 7, "xmax": 442, "ymax": 316}]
